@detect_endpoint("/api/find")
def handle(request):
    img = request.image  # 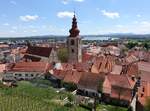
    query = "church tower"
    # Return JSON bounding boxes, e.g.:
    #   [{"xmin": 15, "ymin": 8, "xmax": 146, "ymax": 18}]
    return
[{"xmin": 67, "ymin": 14, "xmax": 82, "ymax": 63}]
